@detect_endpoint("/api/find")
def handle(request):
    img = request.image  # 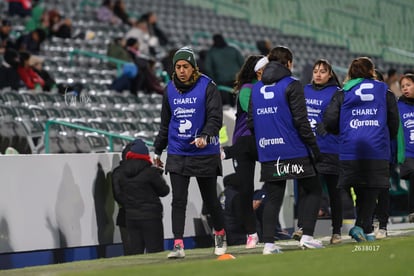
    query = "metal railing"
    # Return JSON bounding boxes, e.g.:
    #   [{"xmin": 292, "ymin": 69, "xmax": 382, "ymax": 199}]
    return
[{"xmin": 44, "ymin": 120, "xmax": 153, "ymax": 153}]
